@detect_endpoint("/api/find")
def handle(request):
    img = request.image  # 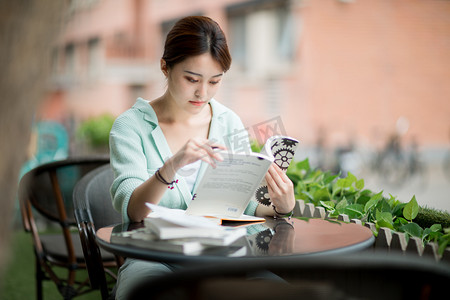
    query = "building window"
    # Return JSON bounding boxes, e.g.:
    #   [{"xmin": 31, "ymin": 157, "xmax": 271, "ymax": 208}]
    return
[
  {"xmin": 64, "ymin": 43, "xmax": 76, "ymax": 78},
  {"xmin": 129, "ymin": 84, "xmax": 146, "ymax": 104},
  {"xmin": 227, "ymin": 0, "xmax": 295, "ymax": 76},
  {"xmin": 87, "ymin": 37, "xmax": 101, "ymax": 81}
]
